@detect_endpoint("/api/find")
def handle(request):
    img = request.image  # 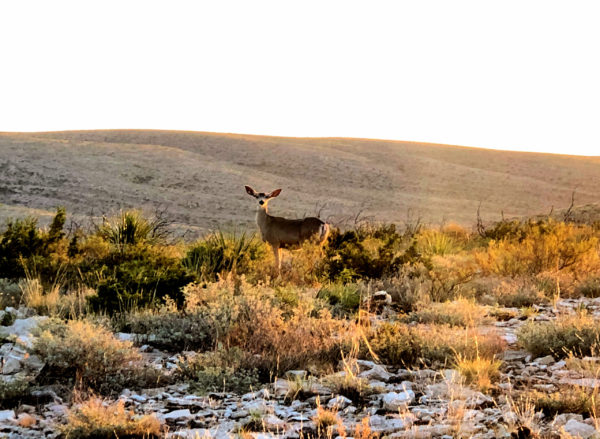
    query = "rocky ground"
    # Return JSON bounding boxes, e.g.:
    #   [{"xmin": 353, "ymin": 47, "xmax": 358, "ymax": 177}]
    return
[{"xmin": 2, "ymin": 299, "xmax": 600, "ymax": 439}]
